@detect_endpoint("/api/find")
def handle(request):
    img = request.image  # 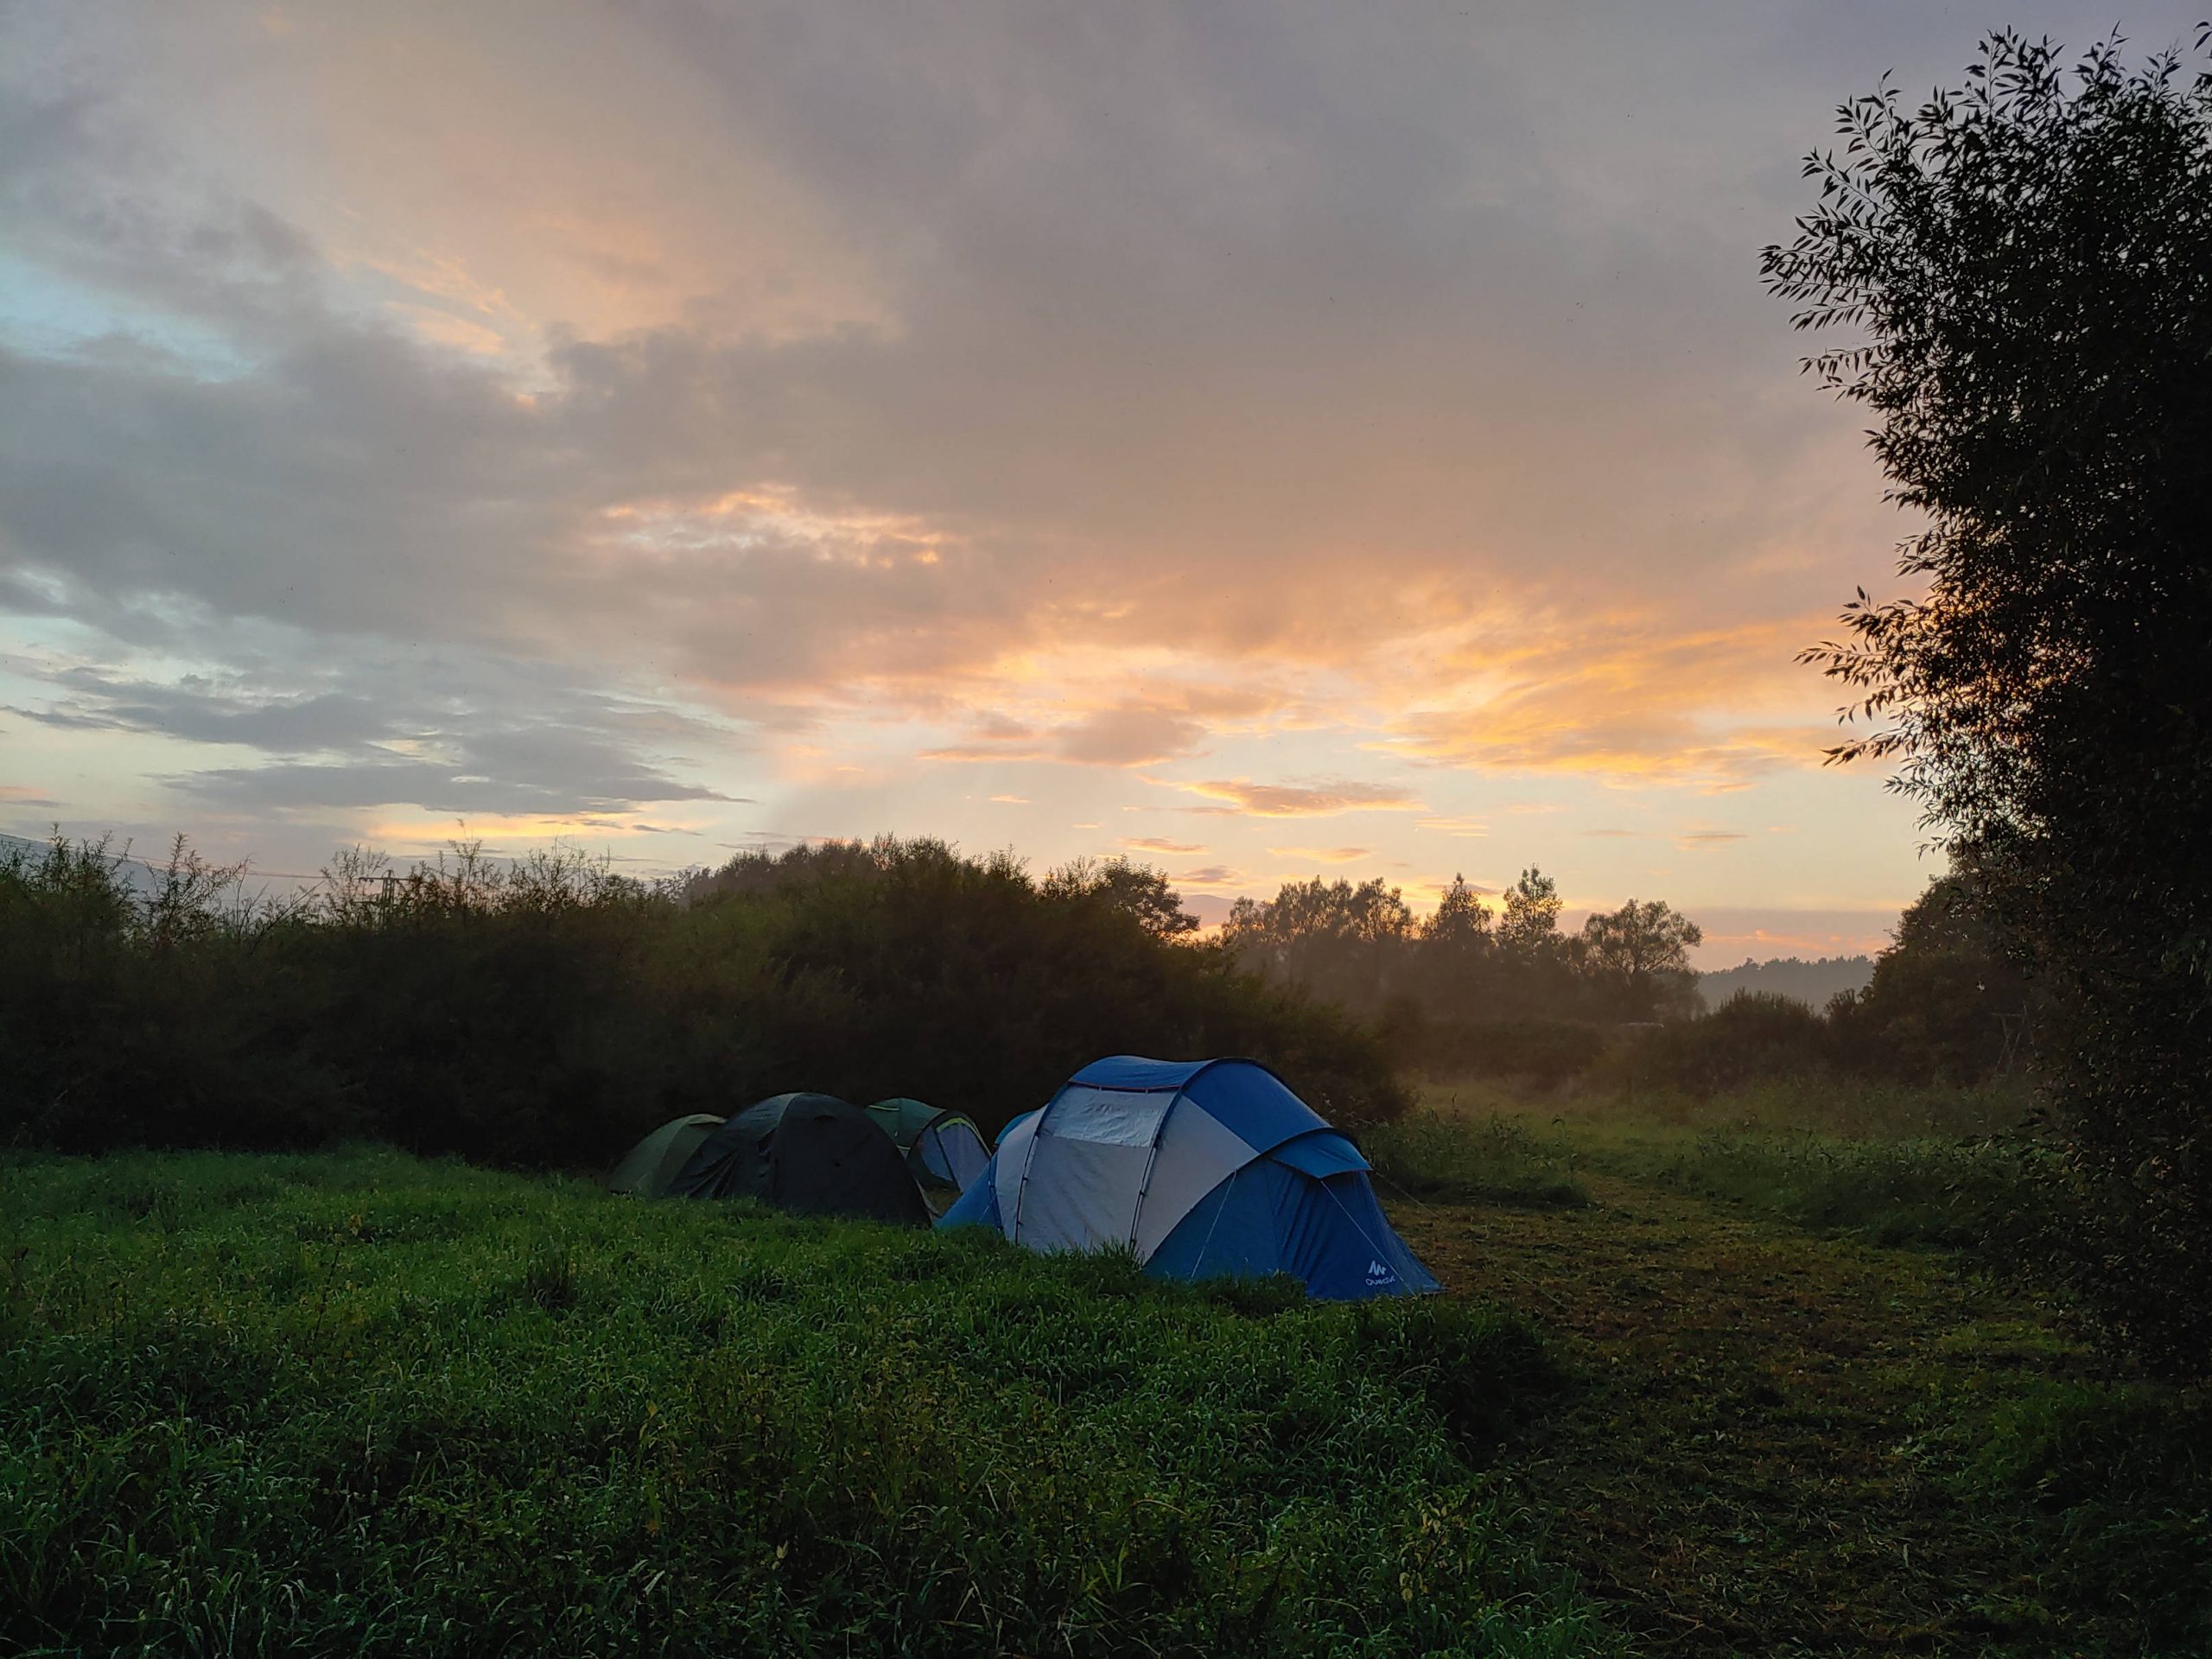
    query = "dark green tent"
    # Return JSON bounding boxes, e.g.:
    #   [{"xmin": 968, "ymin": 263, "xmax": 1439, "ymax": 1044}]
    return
[
  {"xmin": 865, "ymin": 1097, "xmax": 992, "ymax": 1201},
  {"xmin": 607, "ymin": 1114, "xmax": 726, "ymax": 1196},
  {"xmin": 670, "ymin": 1093, "xmax": 928, "ymax": 1225}
]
